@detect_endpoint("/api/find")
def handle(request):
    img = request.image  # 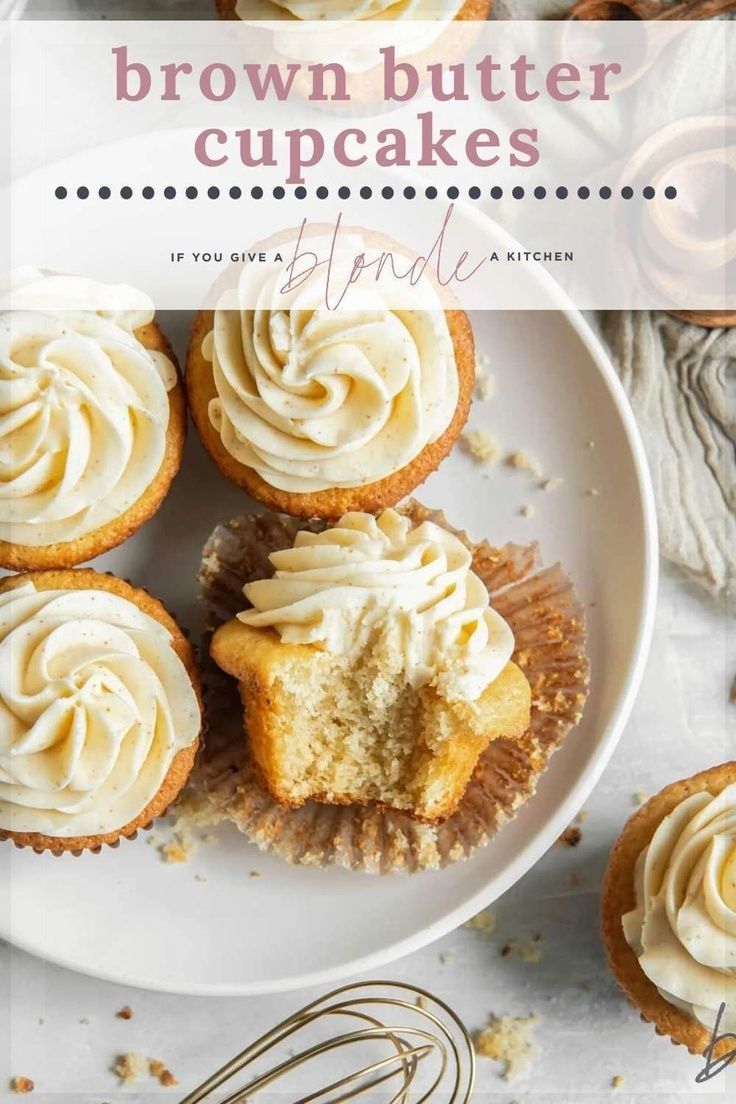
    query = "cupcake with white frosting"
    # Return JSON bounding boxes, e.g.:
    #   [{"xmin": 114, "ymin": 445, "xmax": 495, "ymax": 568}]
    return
[
  {"xmin": 186, "ymin": 232, "xmax": 475, "ymax": 518},
  {"xmin": 210, "ymin": 505, "xmax": 531, "ymax": 822},
  {"xmin": 0, "ymin": 569, "xmax": 202, "ymax": 854},
  {"xmin": 0, "ymin": 269, "xmax": 186, "ymax": 570},
  {"xmin": 602, "ymin": 763, "xmax": 736, "ymax": 1058}
]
